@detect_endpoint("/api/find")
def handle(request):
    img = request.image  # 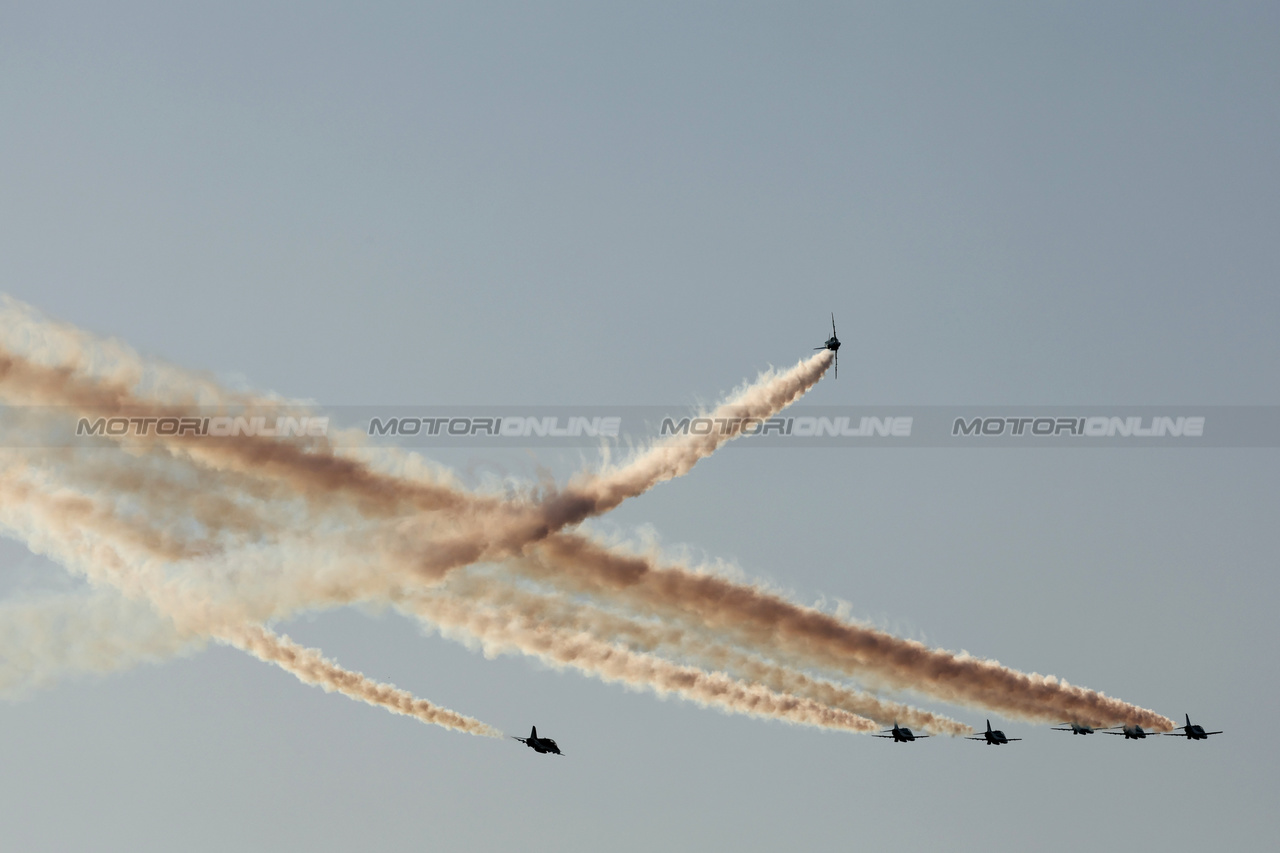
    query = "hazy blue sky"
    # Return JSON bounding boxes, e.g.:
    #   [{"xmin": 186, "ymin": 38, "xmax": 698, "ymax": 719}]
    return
[{"xmin": 1, "ymin": 3, "xmax": 1277, "ymax": 850}]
